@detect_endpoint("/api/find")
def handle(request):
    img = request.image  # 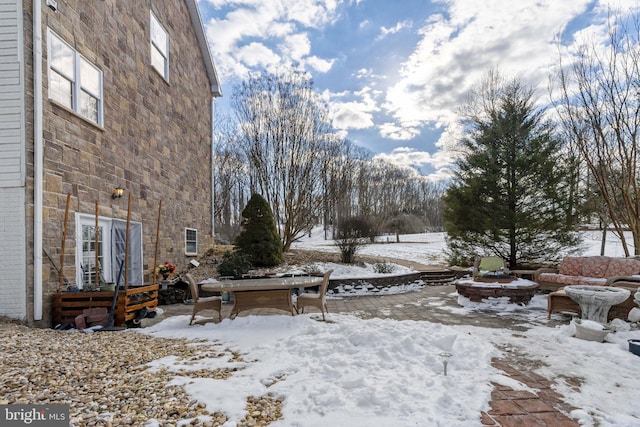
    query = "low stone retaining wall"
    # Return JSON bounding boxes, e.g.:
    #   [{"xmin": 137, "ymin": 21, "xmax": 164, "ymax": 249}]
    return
[
  {"xmin": 198, "ymin": 272, "xmax": 434, "ymax": 299},
  {"xmin": 327, "ymin": 273, "xmax": 423, "ymax": 294}
]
